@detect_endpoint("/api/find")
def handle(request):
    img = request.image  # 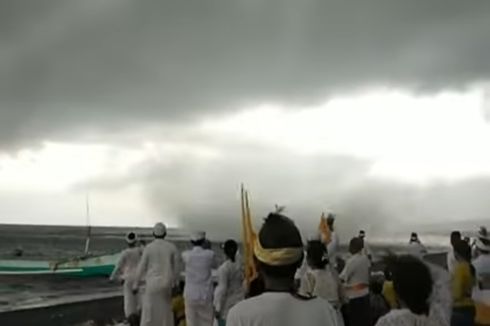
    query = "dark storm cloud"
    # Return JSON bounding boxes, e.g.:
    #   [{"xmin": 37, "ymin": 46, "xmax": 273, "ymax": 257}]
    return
[{"xmin": 1, "ymin": 0, "xmax": 490, "ymax": 148}]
